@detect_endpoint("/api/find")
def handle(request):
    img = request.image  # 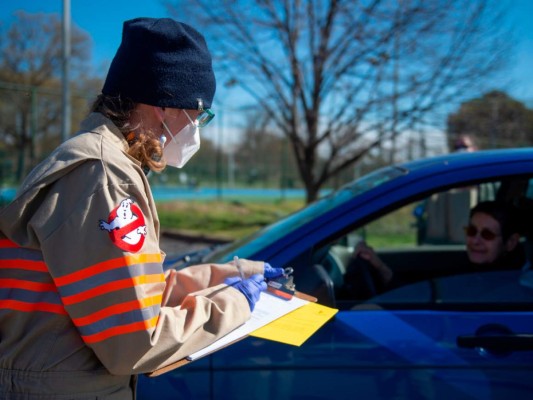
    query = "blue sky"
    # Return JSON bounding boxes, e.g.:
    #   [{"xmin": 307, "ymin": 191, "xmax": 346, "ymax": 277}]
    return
[
  {"xmin": 1, "ymin": 1, "xmax": 533, "ymax": 106},
  {"xmin": 0, "ymin": 1, "xmax": 168, "ymax": 69}
]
